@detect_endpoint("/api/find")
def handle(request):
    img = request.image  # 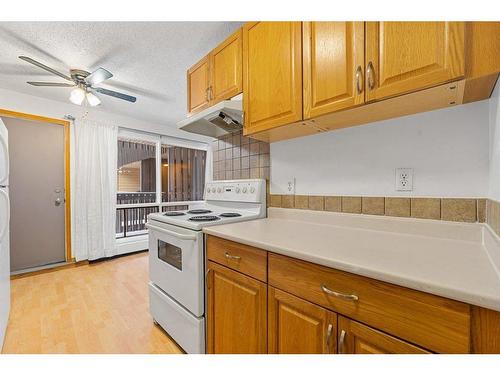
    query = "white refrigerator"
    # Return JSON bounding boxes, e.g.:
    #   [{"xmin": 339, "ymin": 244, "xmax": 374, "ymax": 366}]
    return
[{"xmin": 0, "ymin": 118, "xmax": 10, "ymax": 349}]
